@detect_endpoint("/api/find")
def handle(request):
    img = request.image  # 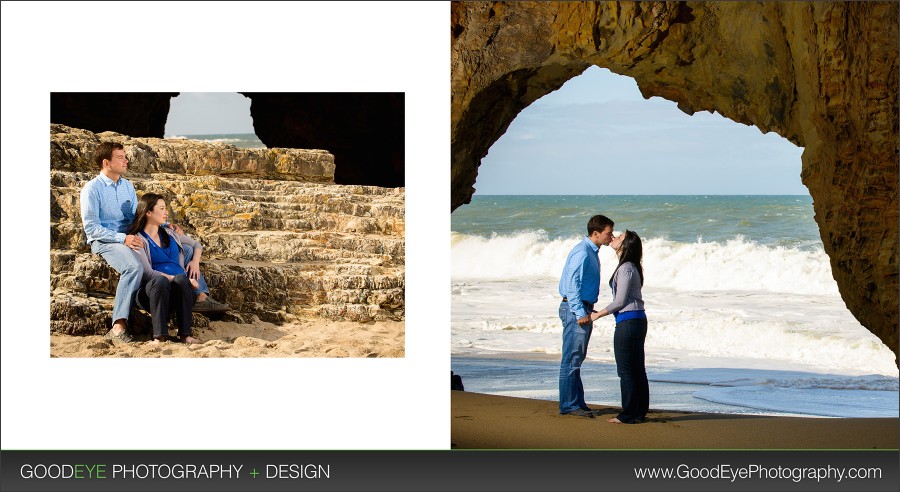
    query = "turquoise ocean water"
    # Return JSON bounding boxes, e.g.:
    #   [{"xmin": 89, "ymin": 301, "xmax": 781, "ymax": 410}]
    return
[
  {"xmin": 451, "ymin": 195, "xmax": 898, "ymax": 418},
  {"xmin": 452, "ymin": 195, "xmax": 821, "ymax": 248}
]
